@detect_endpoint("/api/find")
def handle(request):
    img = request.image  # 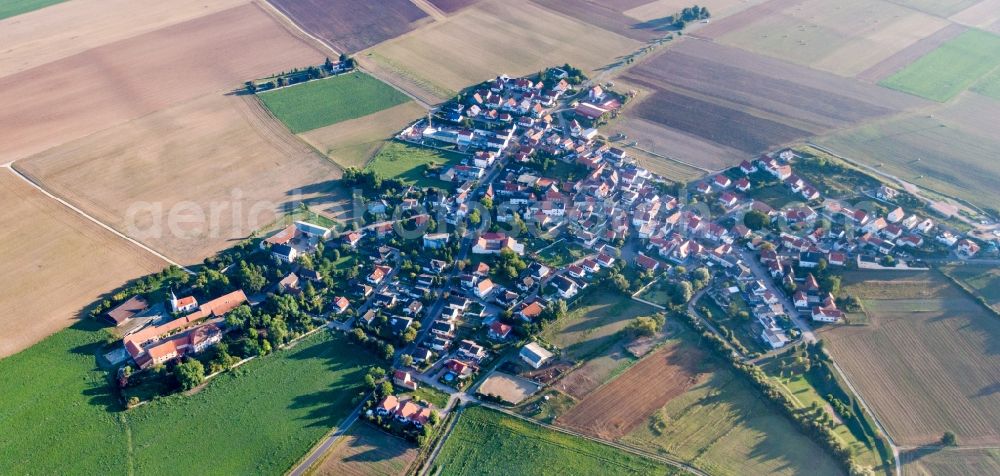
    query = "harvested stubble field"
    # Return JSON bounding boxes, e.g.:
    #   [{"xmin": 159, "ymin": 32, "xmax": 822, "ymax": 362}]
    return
[
  {"xmin": 940, "ymin": 264, "xmax": 1000, "ymax": 311},
  {"xmin": 308, "ymin": 422, "xmax": 418, "ymax": 476},
  {"xmin": 300, "ymin": 102, "xmax": 427, "ymax": 169},
  {"xmin": 428, "ymin": 0, "xmax": 483, "ymax": 13},
  {"xmin": 620, "ymin": 353, "xmax": 844, "ymax": 476},
  {"xmin": 0, "ymin": 0, "xmax": 66, "ymax": 20},
  {"xmin": 949, "ymin": 0, "xmax": 1000, "ymax": 33},
  {"xmin": 367, "ymin": 0, "xmax": 640, "ymax": 101},
  {"xmin": 857, "ymin": 23, "xmax": 967, "ymax": 83},
  {"xmin": 259, "ymin": 71, "xmax": 412, "ymax": 133},
  {"xmin": 902, "ymin": 447, "xmax": 1000, "ymax": 476},
  {"xmin": 530, "ymin": 0, "xmax": 667, "ymax": 41},
  {"xmin": 711, "ymin": 0, "xmax": 949, "ymax": 77},
  {"xmin": 623, "ymin": 0, "xmax": 752, "ymax": 22},
  {"xmin": 0, "ymin": 328, "xmax": 375, "ymax": 474},
  {"xmin": 433, "ymin": 406, "xmax": 674, "ymax": 475},
  {"xmin": 556, "ymin": 340, "xmax": 704, "ymax": 439},
  {"xmin": 266, "ymin": 0, "xmax": 430, "ymax": 53},
  {"xmin": 0, "ymin": 173, "xmax": 166, "ymax": 358},
  {"xmin": 880, "ymin": 29, "xmax": 1000, "ymax": 102},
  {"xmin": 892, "ymin": 0, "xmax": 983, "ymax": 17},
  {"xmin": 816, "ymin": 93, "xmax": 1000, "ymax": 209},
  {"xmin": 0, "ymin": 3, "xmax": 323, "ymax": 163},
  {"xmin": 819, "ymin": 270, "xmax": 1000, "ymax": 446},
  {"xmin": 0, "ymin": 0, "xmax": 248, "ymax": 79},
  {"xmin": 619, "ymin": 39, "xmax": 924, "ymax": 157},
  {"xmin": 16, "ymin": 94, "xmax": 344, "ymax": 265}
]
